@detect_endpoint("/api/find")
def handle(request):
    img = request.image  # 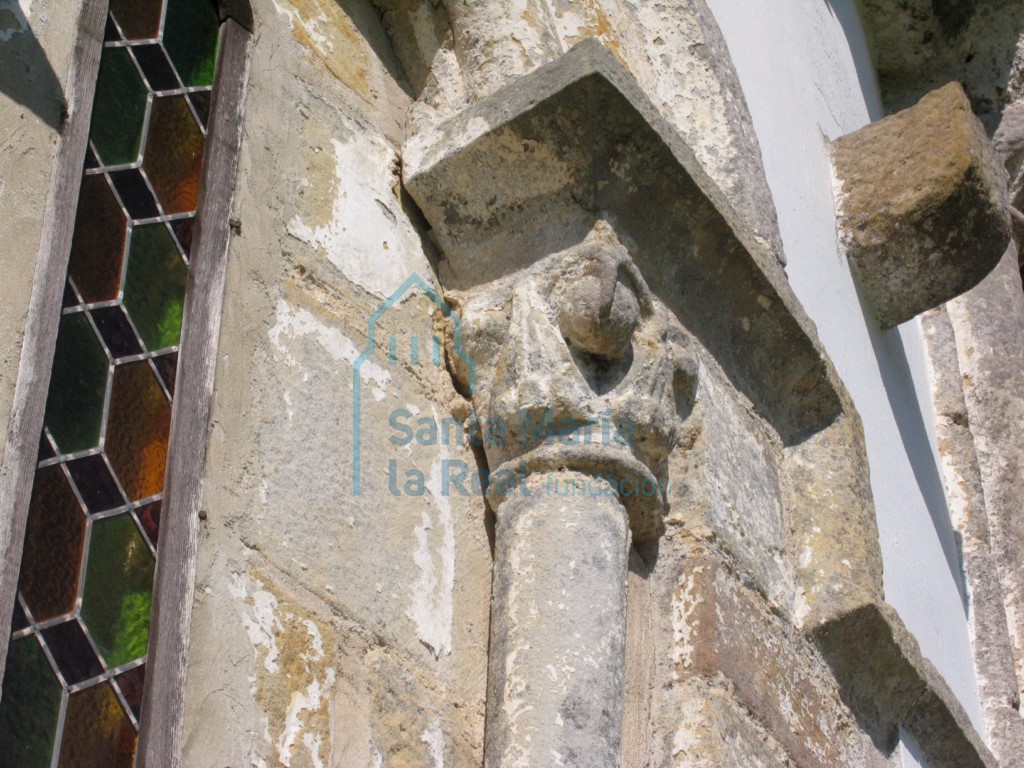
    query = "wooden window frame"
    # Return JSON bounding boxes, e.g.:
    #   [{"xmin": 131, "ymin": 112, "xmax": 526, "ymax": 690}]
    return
[{"xmin": 0, "ymin": 2, "xmax": 252, "ymax": 765}]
